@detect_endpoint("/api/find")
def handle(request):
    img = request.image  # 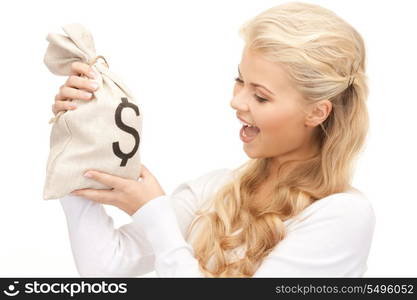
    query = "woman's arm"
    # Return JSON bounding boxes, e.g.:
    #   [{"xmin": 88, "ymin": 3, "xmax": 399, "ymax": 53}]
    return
[
  {"xmin": 60, "ymin": 195, "xmax": 154, "ymax": 277},
  {"xmin": 132, "ymin": 194, "xmax": 205, "ymax": 277},
  {"xmin": 60, "ymin": 168, "xmax": 230, "ymax": 277}
]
